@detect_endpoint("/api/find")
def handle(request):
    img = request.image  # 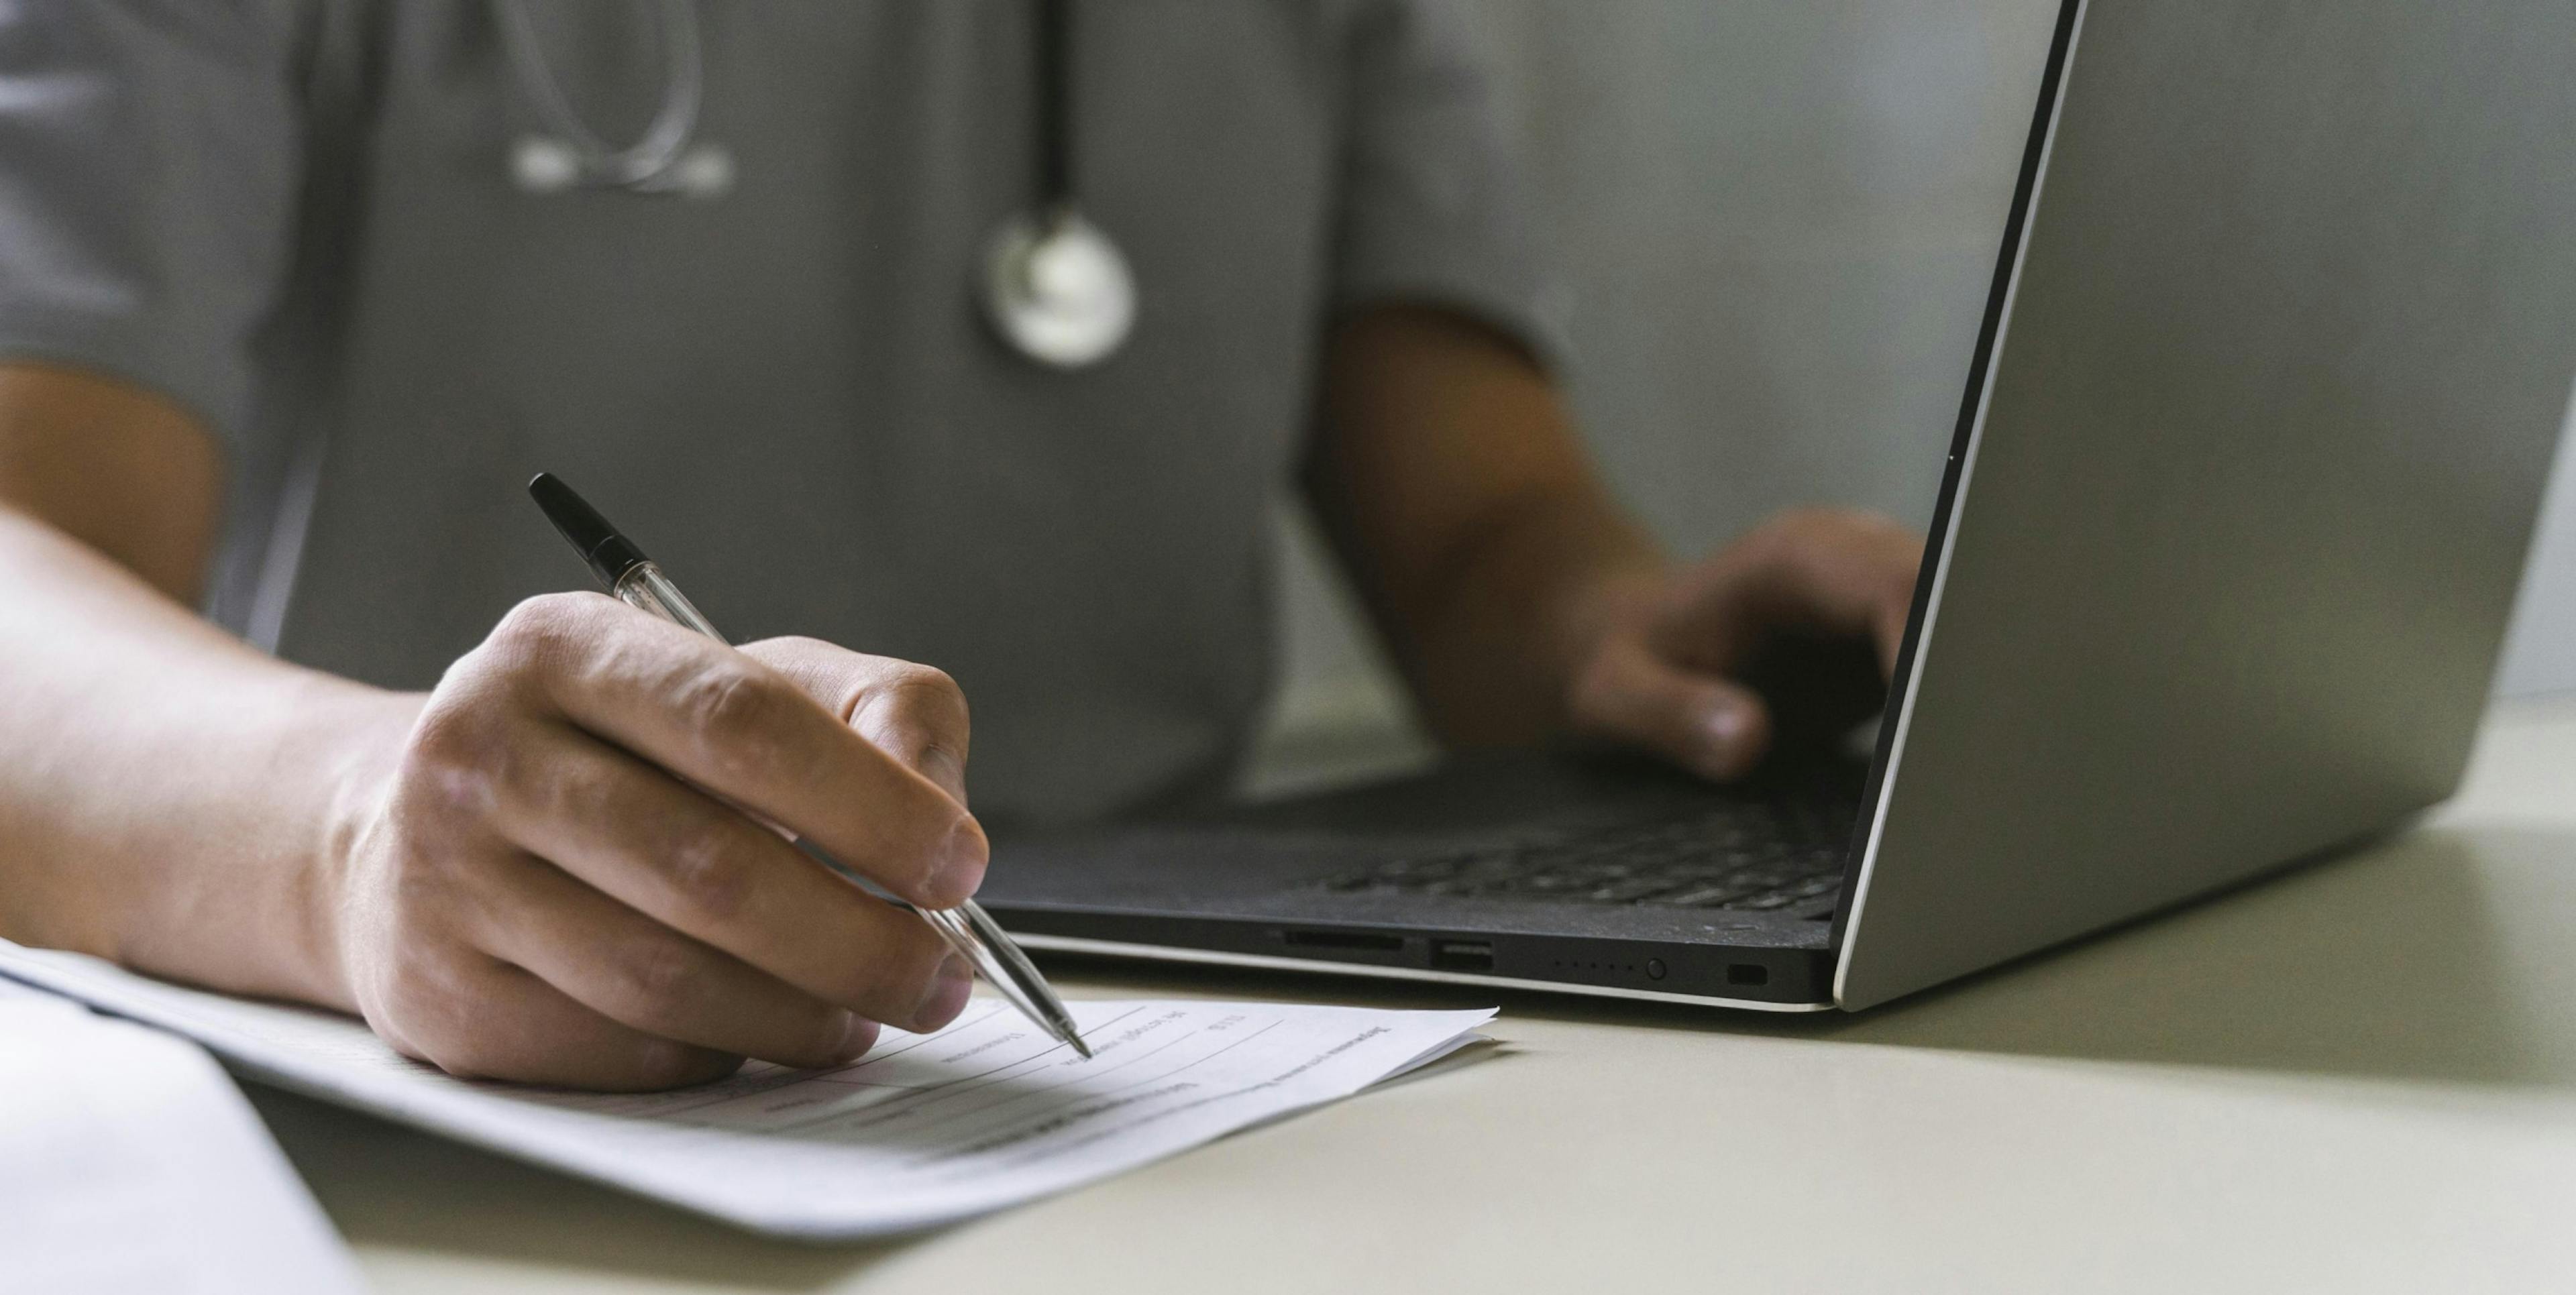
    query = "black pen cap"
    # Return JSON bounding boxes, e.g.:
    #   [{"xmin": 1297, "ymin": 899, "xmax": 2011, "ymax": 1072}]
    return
[{"xmin": 527, "ymin": 472, "xmax": 651, "ymax": 589}]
